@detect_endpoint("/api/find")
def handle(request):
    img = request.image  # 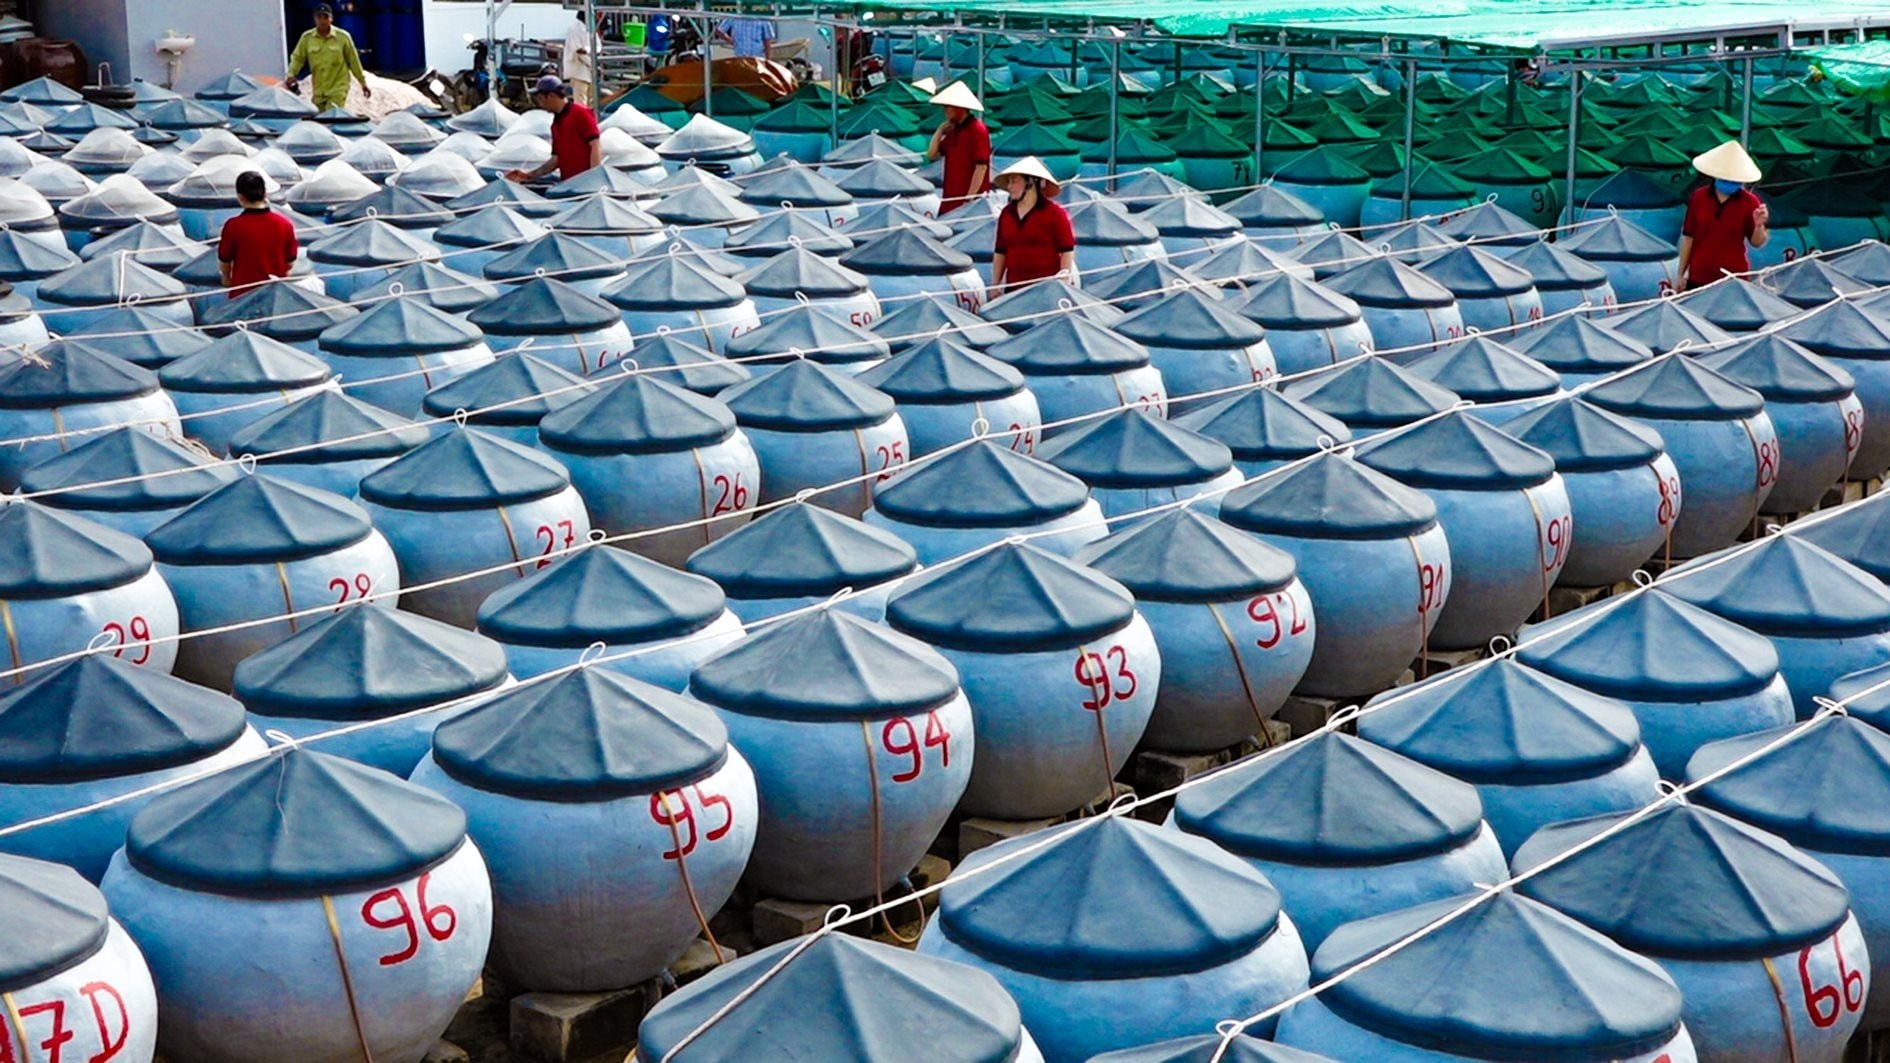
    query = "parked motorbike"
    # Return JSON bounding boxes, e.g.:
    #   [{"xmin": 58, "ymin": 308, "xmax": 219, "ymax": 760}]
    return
[
  {"xmin": 452, "ymin": 35, "xmax": 557, "ymax": 111},
  {"xmin": 840, "ymin": 28, "xmax": 887, "ymax": 98}
]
